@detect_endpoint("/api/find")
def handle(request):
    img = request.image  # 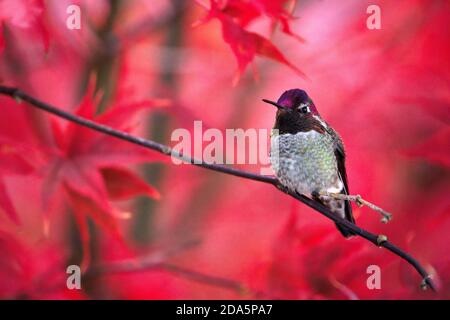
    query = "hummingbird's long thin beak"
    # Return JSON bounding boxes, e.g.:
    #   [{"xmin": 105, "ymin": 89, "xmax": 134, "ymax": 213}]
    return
[{"xmin": 262, "ymin": 99, "xmax": 286, "ymax": 110}]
